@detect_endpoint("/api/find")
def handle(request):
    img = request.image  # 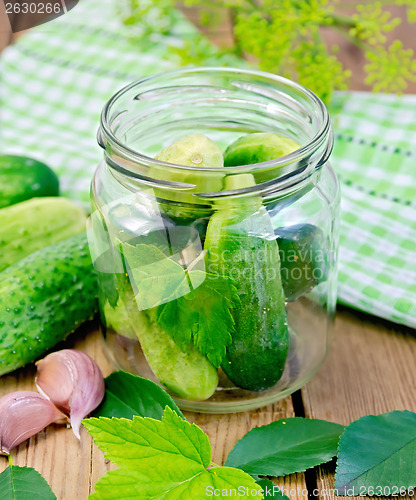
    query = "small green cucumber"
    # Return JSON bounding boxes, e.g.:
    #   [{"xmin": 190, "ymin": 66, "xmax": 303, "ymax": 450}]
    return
[
  {"xmin": 100, "ymin": 277, "xmax": 218, "ymax": 400},
  {"xmin": 0, "ymin": 155, "xmax": 59, "ymax": 209},
  {"xmin": 155, "ymin": 134, "xmax": 224, "ymax": 222},
  {"xmin": 103, "ymin": 301, "xmax": 136, "ymax": 339},
  {"xmin": 100, "ymin": 268, "xmax": 137, "ymax": 340},
  {"xmin": 133, "ymin": 309, "xmax": 218, "ymax": 401},
  {"xmin": 276, "ymin": 224, "xmax": 328, "ymax": 301},
  {"xmin": 205, "ymin": 174, "xmax": 289, "ymax": 391},
  {"xmin": 0, "ymin": 233, "xmax": 98, "ymax": 376},
  {"xmin": 105, "ymin": 238, "xmax": 219, "ymax": 401},
  {"xmin": 156, "ymin": 134, "xmax": 224, "ymax": 168},
  {"xmin": 0, "ymin": 197, "xmax": 87, "ymax": 272},
  {"xmin": 224, "ymin": 132, "xmax": 300, "ymax": 166}
]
